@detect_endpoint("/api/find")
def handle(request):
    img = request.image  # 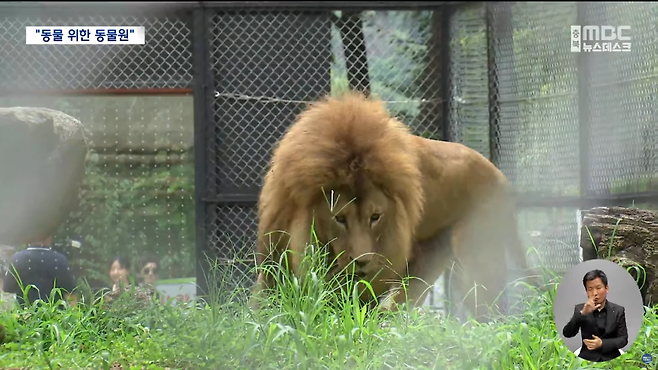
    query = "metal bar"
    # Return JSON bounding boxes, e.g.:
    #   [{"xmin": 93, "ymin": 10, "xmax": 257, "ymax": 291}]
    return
[
  {"xmin": 576, "ymin": 1, "xmax": 592, "ymax": 202},
  {"xmin": 0, "ymin": 88, "xmax": 193, "ymax": 97},
  {"xmin": 202, "ymin": 193, "xmax": 260, "ymax": 204},
  {"xmin": 0, "ymin": 2, "xmax": 199, "ymax": 7},
  {"xmin": 438, "ymin": 5, "xmax": 454, "ymax": 316},
  {"xmin": 514, "ymin": 191, "xmax": 658, "ymax": 208},
  {"xmin": 490, "ymin": 2, "xmax": 518, "ymax": 185},
  {"xmin": 0, "ymin": 3, "xmax": 195, "ymax": 19},
  {"xmin": 200, "ymin": 190, "xmax": 658, "ymax": 208},
  {"xmin": 439, "ymin": 6, "xmax": 453, "ymax": 142},
  {"xmin": 192, "ymin": 6, "xmax": 212, "ymax": 300},
  {"xmin": 200, "ymin": 2, "xmax": 469, "ymax": 10},
  {"xmin": 94, "ymin": 150, "xmax": 191, "ymax": 158},
  {"xmin": 0, "ymin": 2, "xmax": 200, "ymax": 10},
  {"xmin": 338, "ymin": 11, "xmax": 372, "ymax": 96},
  {"xmin": 90, "ymin": 148, "xmax": 191, "ymax": 155},
  {"xmin": 485, "ymin": 2, "xmax": 499, "ymax": 165},
  {"xmin": 0, "ymin": 1, "xmax": 471, "ymax": 10}
]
